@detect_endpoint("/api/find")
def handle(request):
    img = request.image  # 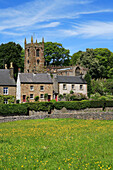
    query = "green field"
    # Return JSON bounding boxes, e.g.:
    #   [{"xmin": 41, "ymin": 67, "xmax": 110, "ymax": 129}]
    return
[{"xmin": 0, "ymin": 119, "xmax": 113, "ymax": 170}]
